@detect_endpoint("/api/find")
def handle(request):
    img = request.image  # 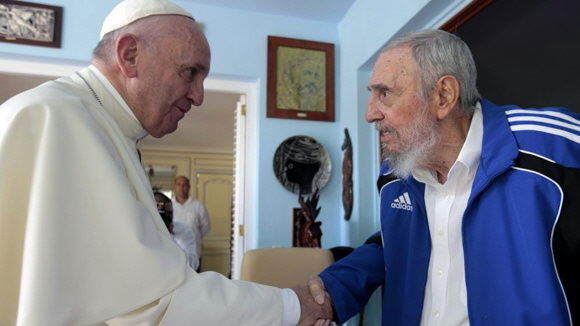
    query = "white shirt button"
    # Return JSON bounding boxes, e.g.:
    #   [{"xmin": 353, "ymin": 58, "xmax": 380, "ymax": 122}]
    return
[
  {"xmin": 434, "ymin": 312, "xmax": 440, "ymax": 318},
  {"xmin": 437, "ymin": 270, "xmax": 443, "ymax": 277},
  {"xmin": 438, "ymin": 229, "xmax": 444, "ymax": 236}
]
